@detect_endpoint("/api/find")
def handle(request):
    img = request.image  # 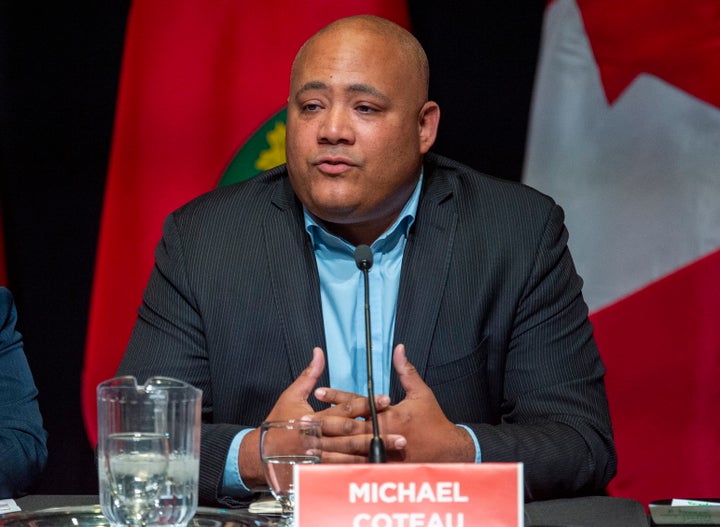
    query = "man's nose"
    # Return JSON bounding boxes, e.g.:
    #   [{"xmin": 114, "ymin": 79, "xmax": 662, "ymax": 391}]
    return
[{"xmin": 318, "ymin": 107, "xmax": 354, "ymax": 144}]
